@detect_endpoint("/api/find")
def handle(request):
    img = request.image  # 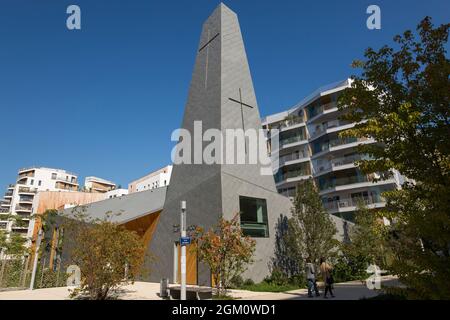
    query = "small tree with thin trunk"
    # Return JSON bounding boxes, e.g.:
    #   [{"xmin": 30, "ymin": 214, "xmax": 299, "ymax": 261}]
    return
[
  {"xmin": 285, "ymin": 179, "xmax": 339, "ymax": 270},
  {"xmin": 63, "ymin": 208, "xmax": 147, "ymax": 300},
  {"xmin": 194, "ymin": 214, "xmax": 256, "ymax": 297}
]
